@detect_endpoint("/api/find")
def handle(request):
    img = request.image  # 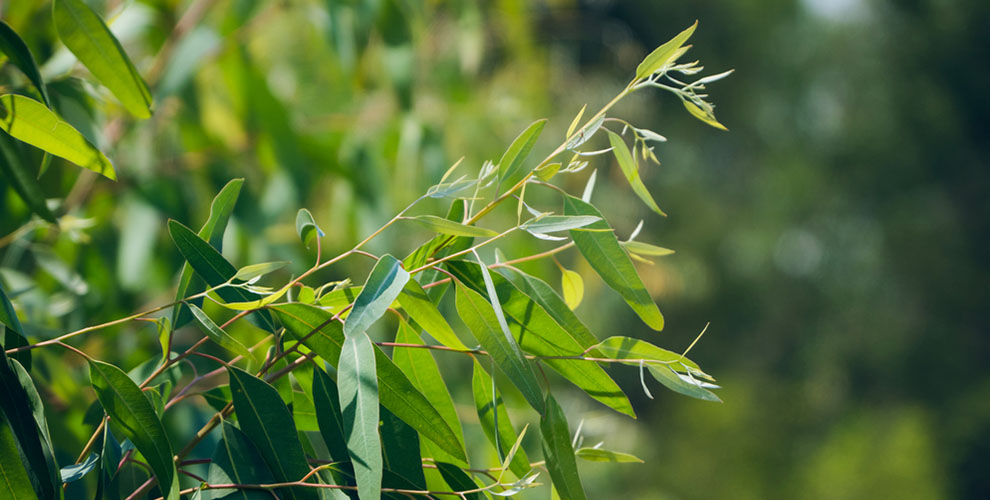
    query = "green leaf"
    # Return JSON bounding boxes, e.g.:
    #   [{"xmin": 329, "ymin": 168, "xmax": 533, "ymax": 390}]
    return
[
  {"xmin": 88, "ymin": 360, "xmax": 178, "ymax": 500},
  {"xmin": 227, "ymin": 366, "xmax": 318, "ymax": 500},
  {"xmin": 435, "ymin": 463, "xmax": 486, "ymax": 500},
  {"xmin": 344, "ymin": 254, "xmax": 409, "ymax": 338},
  {"xmin": 405, "ymin": 215, "xmax": 498, "ymax": 238},
  {"xmin": 52, "ymin": 0, "xmax": 153, "ymax": 118},
  {"xmin": 338, "ymin": 331, "xmax": 382, "ymax": 500},
  {"xmin": 172, "ymin": 179, "xmax": 244, "ymax": 329},
  {"xmin": 647, "ymin": 364, "xmax": 721, "ymax": 402},
  {"xmin": 205, "ymin": 421, "xmax": 277, "ymax": 500},
  {"xmin": 621, "ymin": 240, "xmax": 674, "ymax": 257},
  {"xmin": 0, "ymin": 94, "xmax": 114, "ymax": 179},
  {"xmin": 606, "ymin": 130, "xmax": 665, "ymax": 216},
  {"xmin": 0, "ymin": 353, "xmax": 58, "ymax": 499},
  {"xmin": 167, "ymin": 219, "xmax": 276, "ymax": 332},
  {"xmin": 233, "ymin": 261, "xmax": 289, "ymax": 282},
  {"xmin": 0, "ymin": 131, "xmax": 55, "ymax": 224},
  {"xmin": 0, "ymin": 412, "xmax": 37, "ymax": 500},
  {"xmin": 450, "ymin": 263, "xmax": 632, "ymax": 417},
  {"xmin": 59, "ymin": 452, "xmax": 98, "ymax": 483},
  {"xmin": 291, "ymin": 388, "xmax": 319, "ymax": 432},
  {"xmin": 560, "ymin": 268, "xmax": 583, "ymax": 310},
  {"xmin": 454, "ymin": 280, "xmax": 545, "ymax": 414},
  {"xmin": 381, "ymin": 406, "xmax": 425, "ymax": 489},
  {"xmin": 682, "ymin": 98, "xmax": 728, "ymax": 131},
  {"xmin": 0, "ymin": 282, "xmax": 31, "ymax": 370},
  {"xmin": 565, "ymin": 104, "xmax": 586, "ymax": 139},
  {"xmin": 575, "ymin": 447, "xmax": 643, "ymax": 463},
  {"xmin": 498, "ymin": 119, "xmax": 547, "ymax": 188},
  {"xmin": 295, "ymin": 208, "xmax": 324, "ymax": 248},
  {"xmin": 563, "ymin": 195, "xmax": 664, "ymax": 330},
  {"xmin": 311, "ymin": 367, "xmax": 355, "ymax": 492},
  {"xmin": 540, "ymin": 395, "xmax": 587, "ymax": 500},
  {"xmin": 520, "ymin": 215, "xmax": 602, "ymax": 234},
  {"xmin": 187, "ymin": 304, "xmax": 258, "ymax": 362},
  {"xmin": 0, "ymin": 22, "xmax": 49, "ymax": 106},
  {"xmin": 471, "ymin": 360, "xmax": 530, "ymax": 477},
  {"xmin": 396, "ymin": 280, "xmax": 468, "ymax": 350},
  {"xmin": 495, "ymin": 267, "xmax": 600, "ymax": 349},
  {"xmin": 635, "ymin": 21, "xmax": 698, "ymax": 79},
  {"xmin": 273, "ymin": 304, "xmax": 466, "ymax": 461},
  {"xmin": 593, "ymin": 336, "xmax": 707, "ymax": 377}
]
